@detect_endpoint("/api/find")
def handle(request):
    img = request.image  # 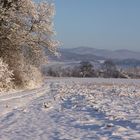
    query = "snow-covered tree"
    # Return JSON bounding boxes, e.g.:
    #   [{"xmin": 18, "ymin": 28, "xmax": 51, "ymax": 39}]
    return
[
  {"xmin": 0, "ymin": 0, "xmax": 59, "ymax": 87},
  {"xmin": 102, "ymin": 60, "xmax": 120, "ymax": 78},
  {"xmin": 79, "ymin": 61, "xmax": 94, "ymax": 77}
]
